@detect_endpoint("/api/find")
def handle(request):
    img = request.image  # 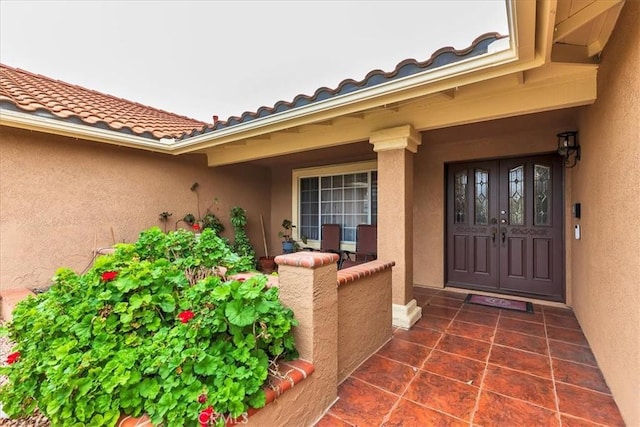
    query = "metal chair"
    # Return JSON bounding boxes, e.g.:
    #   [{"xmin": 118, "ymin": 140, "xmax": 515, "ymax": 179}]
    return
[
  {"xmin": 341, "ymin": 224, "xmax": 377, "ymax": 269},
  {"xmin": 303, "ymin": 224, "xmax": 344, "ymax": 267}
]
